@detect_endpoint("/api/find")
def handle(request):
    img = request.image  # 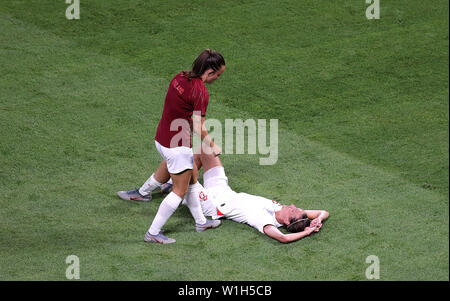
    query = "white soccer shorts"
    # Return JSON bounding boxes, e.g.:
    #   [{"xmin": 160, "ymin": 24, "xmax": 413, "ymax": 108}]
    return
[{"xmin": 155, "ymin": 140, "xmax": 194, "ymax": 174}]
